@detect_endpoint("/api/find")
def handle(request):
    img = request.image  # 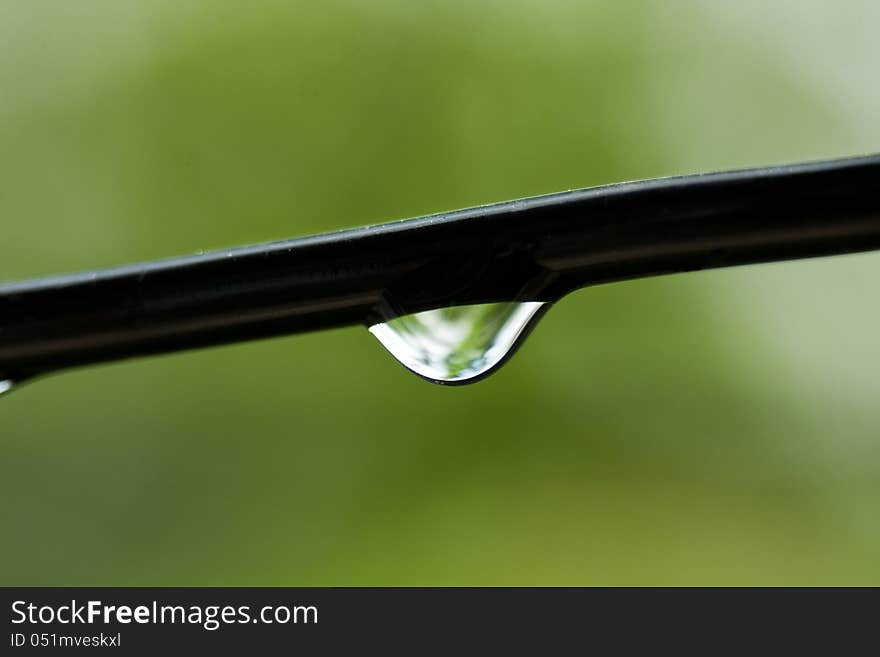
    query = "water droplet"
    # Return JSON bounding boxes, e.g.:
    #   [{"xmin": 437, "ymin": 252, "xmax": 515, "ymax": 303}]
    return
[
  {"xmin": 0, "ymin": 380, "xmax": 15, "ymax": 397},
  {"xmin": 369, "ymin": 301, "xmax": 547, "ymax": 384}
]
